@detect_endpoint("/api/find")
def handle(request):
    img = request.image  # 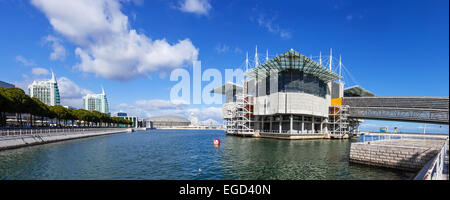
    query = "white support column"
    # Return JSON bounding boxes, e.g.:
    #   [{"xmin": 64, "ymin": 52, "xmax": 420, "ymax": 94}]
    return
[
  {"xmin": 279, "ymin": 115, "xmax": 282, "ymax": 133},
  {"xmin": 301, "ymin": 115, "xmax": 304, "ymax": 133},
  {"xmin": 290, "ymin": 114, "xmax": 293, "ymax": 134},
  {"xmin": 320, "ymin": 118, "xmax": 323, "ymax": 133},
  {"xmin": 312, "ymin": 116, "xmax": 315, "ymax": 134}
]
